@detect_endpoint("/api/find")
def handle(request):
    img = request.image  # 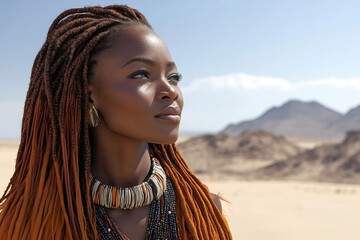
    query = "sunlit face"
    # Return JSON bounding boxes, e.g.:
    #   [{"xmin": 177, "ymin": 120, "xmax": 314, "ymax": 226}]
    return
[{"xmin": 88, "ymin": 24, "xmax": 184, "ymax": 144}]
